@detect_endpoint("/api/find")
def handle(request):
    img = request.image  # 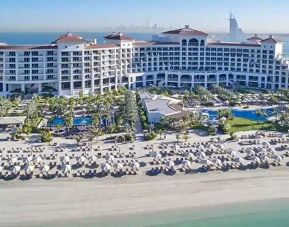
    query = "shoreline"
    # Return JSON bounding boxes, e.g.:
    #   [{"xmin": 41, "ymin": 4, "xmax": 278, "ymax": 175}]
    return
[{"xmin": 1, "ymin": 168, "xmax": 289, "ymax": 226}]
